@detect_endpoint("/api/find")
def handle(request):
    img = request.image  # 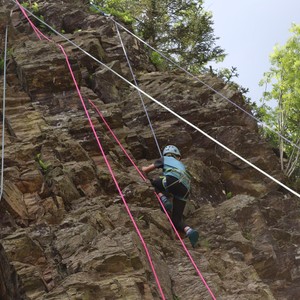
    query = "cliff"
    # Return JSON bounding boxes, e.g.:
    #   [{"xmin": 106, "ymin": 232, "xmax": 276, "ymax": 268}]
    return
[{"xmin": 0, "ymin": 0, "xmax": 300, "ymax": 299}]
